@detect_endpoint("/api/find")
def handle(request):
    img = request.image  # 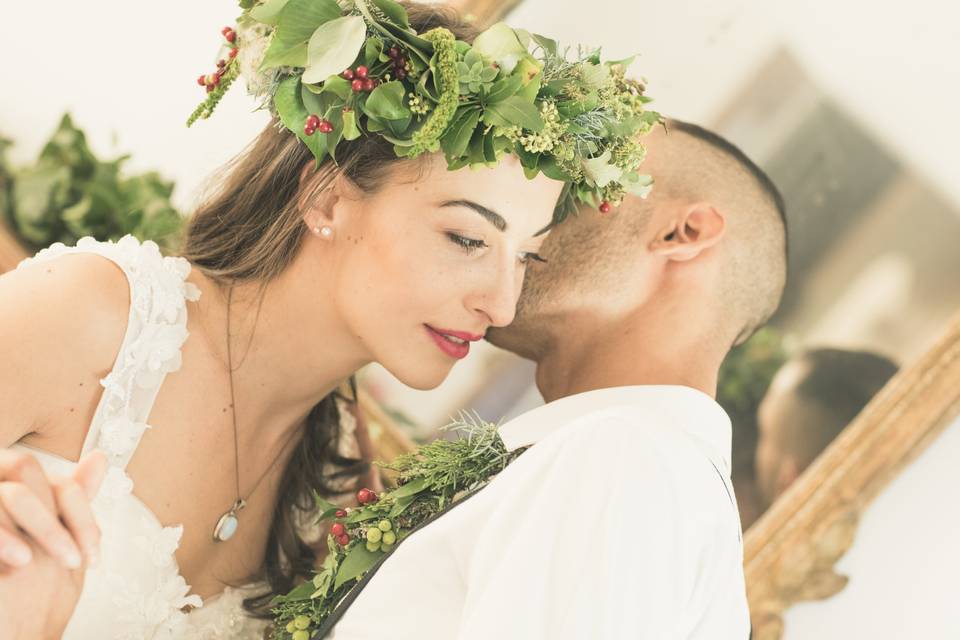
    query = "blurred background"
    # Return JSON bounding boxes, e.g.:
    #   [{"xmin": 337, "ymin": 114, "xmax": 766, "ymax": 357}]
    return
[{"xmin": 2, "ymin": 1, "xmax": 959, "ymax": 635}]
